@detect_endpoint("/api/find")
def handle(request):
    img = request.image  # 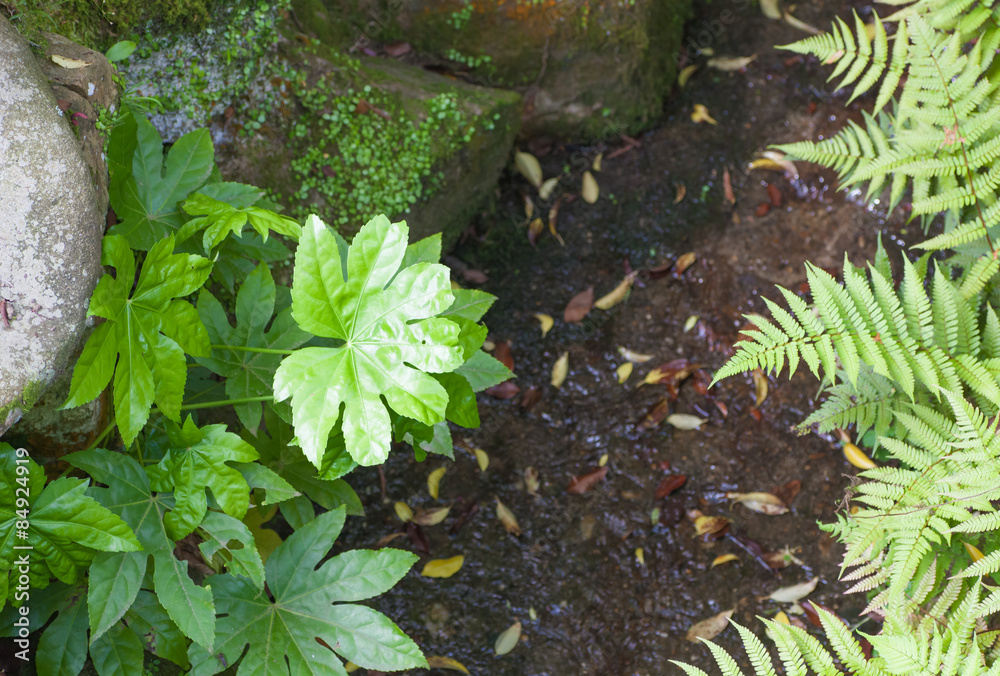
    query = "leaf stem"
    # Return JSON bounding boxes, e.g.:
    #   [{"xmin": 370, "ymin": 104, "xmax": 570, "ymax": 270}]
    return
[
  {"xmin": 179, "ymin": 396, "xmax": 273, "ymax": 411},
  {"xmin": 210, "ymin": 344, "xmax": 295, "ymax": 355}
]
